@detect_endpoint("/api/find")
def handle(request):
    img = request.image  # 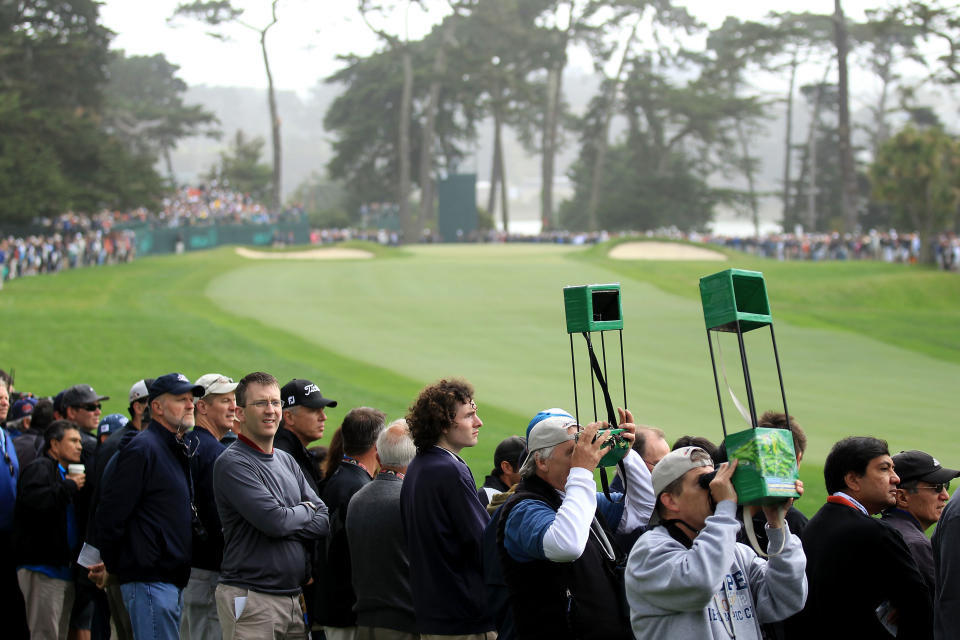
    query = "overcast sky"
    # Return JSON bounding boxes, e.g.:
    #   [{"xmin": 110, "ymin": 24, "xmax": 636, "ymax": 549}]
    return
[{"xmin": 100, "ymin": 1, "xmax": 895, "ymax": 97}]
